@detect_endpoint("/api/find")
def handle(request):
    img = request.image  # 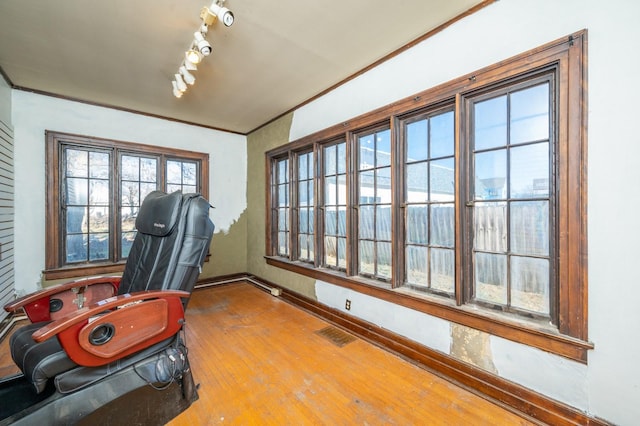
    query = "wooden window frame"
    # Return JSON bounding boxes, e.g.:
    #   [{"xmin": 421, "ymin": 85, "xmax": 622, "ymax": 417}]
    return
[
  {"xmin": 45, "ymin": 131, "xmax": 209, "ymax": 280},
  {"xmin": 265, "ymin": 32, "xmax": 590, "ymax": 362}
]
